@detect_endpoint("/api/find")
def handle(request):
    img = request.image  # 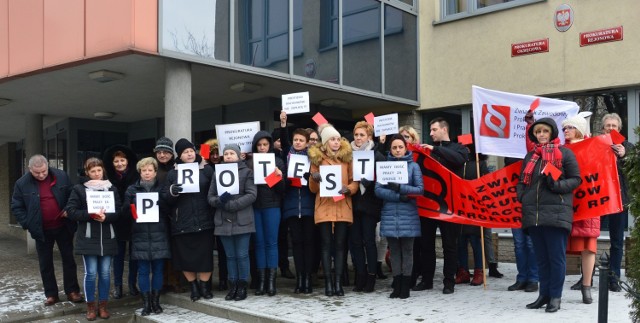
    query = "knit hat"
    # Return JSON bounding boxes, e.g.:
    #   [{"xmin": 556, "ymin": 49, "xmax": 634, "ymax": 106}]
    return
[
  {"xmin": 175, "ymin": 138, "xmax": 196, "ymax": 158},
  {"xmin": 320, "ymin": 125, "xmax": 341, "ymax": 145},
  {"xmin": 153, "ymin": 137, "xmax": 174, "ymax": 154},
  {"xmin": 562, "ymin": 114, "xmax": 589, "ymax": 138},
  {"xmin": 223, "ymin": 144, "xmax": 241, "ymax": 159}
]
